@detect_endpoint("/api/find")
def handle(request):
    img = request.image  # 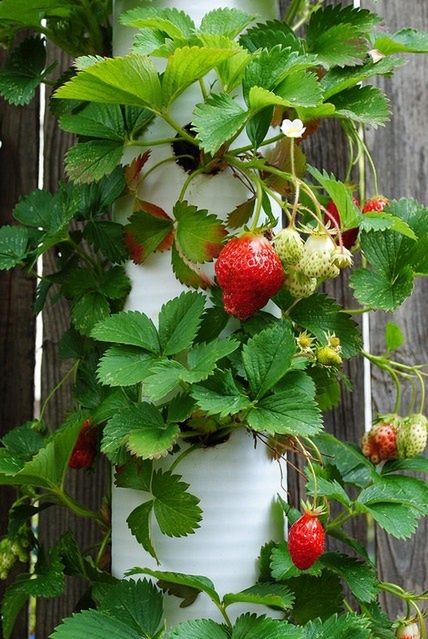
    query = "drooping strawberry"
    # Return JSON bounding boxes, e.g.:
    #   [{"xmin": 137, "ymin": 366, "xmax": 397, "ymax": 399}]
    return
[
  {"xmin": 396, "ymin": 621, "xmax": 420, "ymax": 639},
  {"xmin": 69, "ymin": 419, "xmax": 98, "ymax": 470},
  {"xmin": 361, "ymin": 415, "xmax": 401, "ymax": 464},
  {"xmin": 215, "ymin": 232, "xmax": 284, "ymax": 321},
  {"xmin": 325, "ymin": 197, "xmax": 360, "ymax": 249},
  {"xmin": 362, "ymin": 195, "xmax": 389, "ymax": 213},
  {"xmin": 298, "ymin": 232, "xmax": 339, "ymax": 280},
  {"xmin": 288, "ymin": 507, "xmax": 325, "ymax": 570},
  {"xmin": 397, "ymin": 414, "xmax": 427, "ymax": 459}
]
